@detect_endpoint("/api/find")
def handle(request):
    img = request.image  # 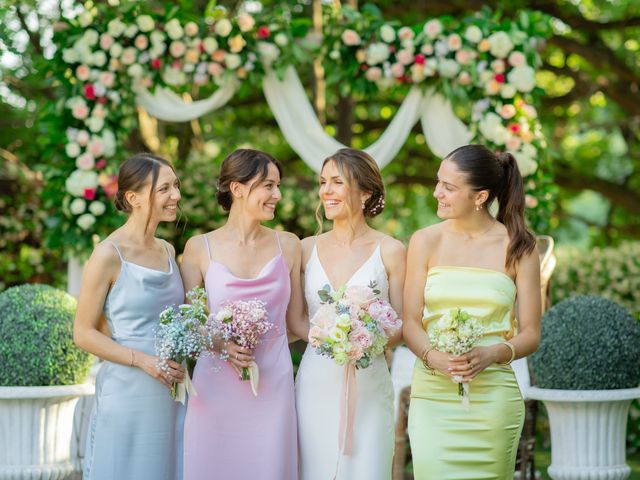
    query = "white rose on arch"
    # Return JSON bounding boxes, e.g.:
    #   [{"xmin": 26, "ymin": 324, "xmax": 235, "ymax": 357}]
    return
[
  {"xmin": 65, "ymin": 142, "xmax": 81, "ymax": 158},
  {"xmin": 366, "ymin": 43, "xmax": 390, "ymax": 65},
  {"xmin": 513, "ymin": 144, "xmax": 538, "ymax": 176},
  {"xmin": 107, "ymin": 18, "xmax": 127, "ymax": 37},
  {"xmin": 214, "ymin": 19, "xmax": 233, "ymax": 37},
  {"xmin": 162, "ymin": 67, "xmax": 187, "ymax": 86},
  {"xmin": 69, "ymin": 198, "xmax": 87, "ymax": 215},
  {"xmin": 66, "ymin": 170, "xmax": 99, "ymax": 197},
  {"xmin": 165, "ymin": 19, "xmax": 184, "ymax": 40},
  {"xmin": 379, "ymin": 24, "xmax": 395, "ymax": 43},
  {"xmin": 257, "ymin": 42, "xmax": 280, "ymax": 67},
  {"xmin": 83, "ymin": 30, "xmax": 99, "ymax": 47},
  {"xmin": 438, "ymin": 58, "xmax": 460, "ymax": 78},
  {"xmin": 488, "ymin": 31, "xmax": 514, "ymax": 58},
  {"xmin": 77, "ymin": 213, "xmax": 96, "ymax": 231},
  {"xmin": 465, "ymin": 25, "xmax": 483, "ymax": 43},
  {"xmin": 479, "ymin": 112, "xmax": 509, "ymax": 146},
  {"xmin": 89, "ymin": 201, "xmax": 107, "ymax": 216},
  {"xmin": 507, "ymin": 65, "xmax": 536, "ymax": 92},
  {"xmin": 224, "ymin": 53, "xmax": 242, "ymax": 70},
  {"xmin": 136, "ymin": 15, "xmax": 155, "ymax": 32}
]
